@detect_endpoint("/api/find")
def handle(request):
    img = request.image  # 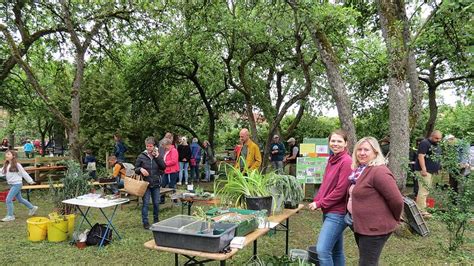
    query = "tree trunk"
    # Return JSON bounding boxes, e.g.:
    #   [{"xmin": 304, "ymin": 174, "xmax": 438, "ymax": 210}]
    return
[
  {"xmin": 377, "ymin": 0, "xmax": 410, "ymax": 190},
  {"xmin": 424, "ymin": 86, "xmax": 438, "ymax": 138},
  {"xmin": 187, "ymin": 64, "xmax": 218, "ymax": 147},
  {"xmin": 309, "ymin": 28, "xmax": 356, "ymax": 151},
  {"xmin": 68, "ymin": 50, "xmax": 86, "ymax": 162},
  {"xmin": 245, "ymin": 96, "xmax": 259, "ymax": 144},
  {"xmin": 407, "ymin": 49, "xmax": 423, "ymax": 131}
]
